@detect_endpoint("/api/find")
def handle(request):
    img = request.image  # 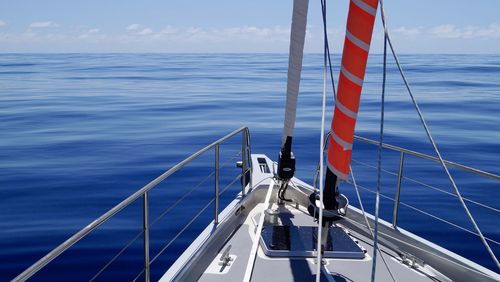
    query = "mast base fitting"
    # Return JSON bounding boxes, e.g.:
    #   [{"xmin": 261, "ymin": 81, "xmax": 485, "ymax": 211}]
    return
[
  {"xmin": 277, "ymin": 151, "xmax": 295, "ymax": 180},
  {"xmin": 307, "ymin": 192, "xmax": 348, "ymax": 223}
]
